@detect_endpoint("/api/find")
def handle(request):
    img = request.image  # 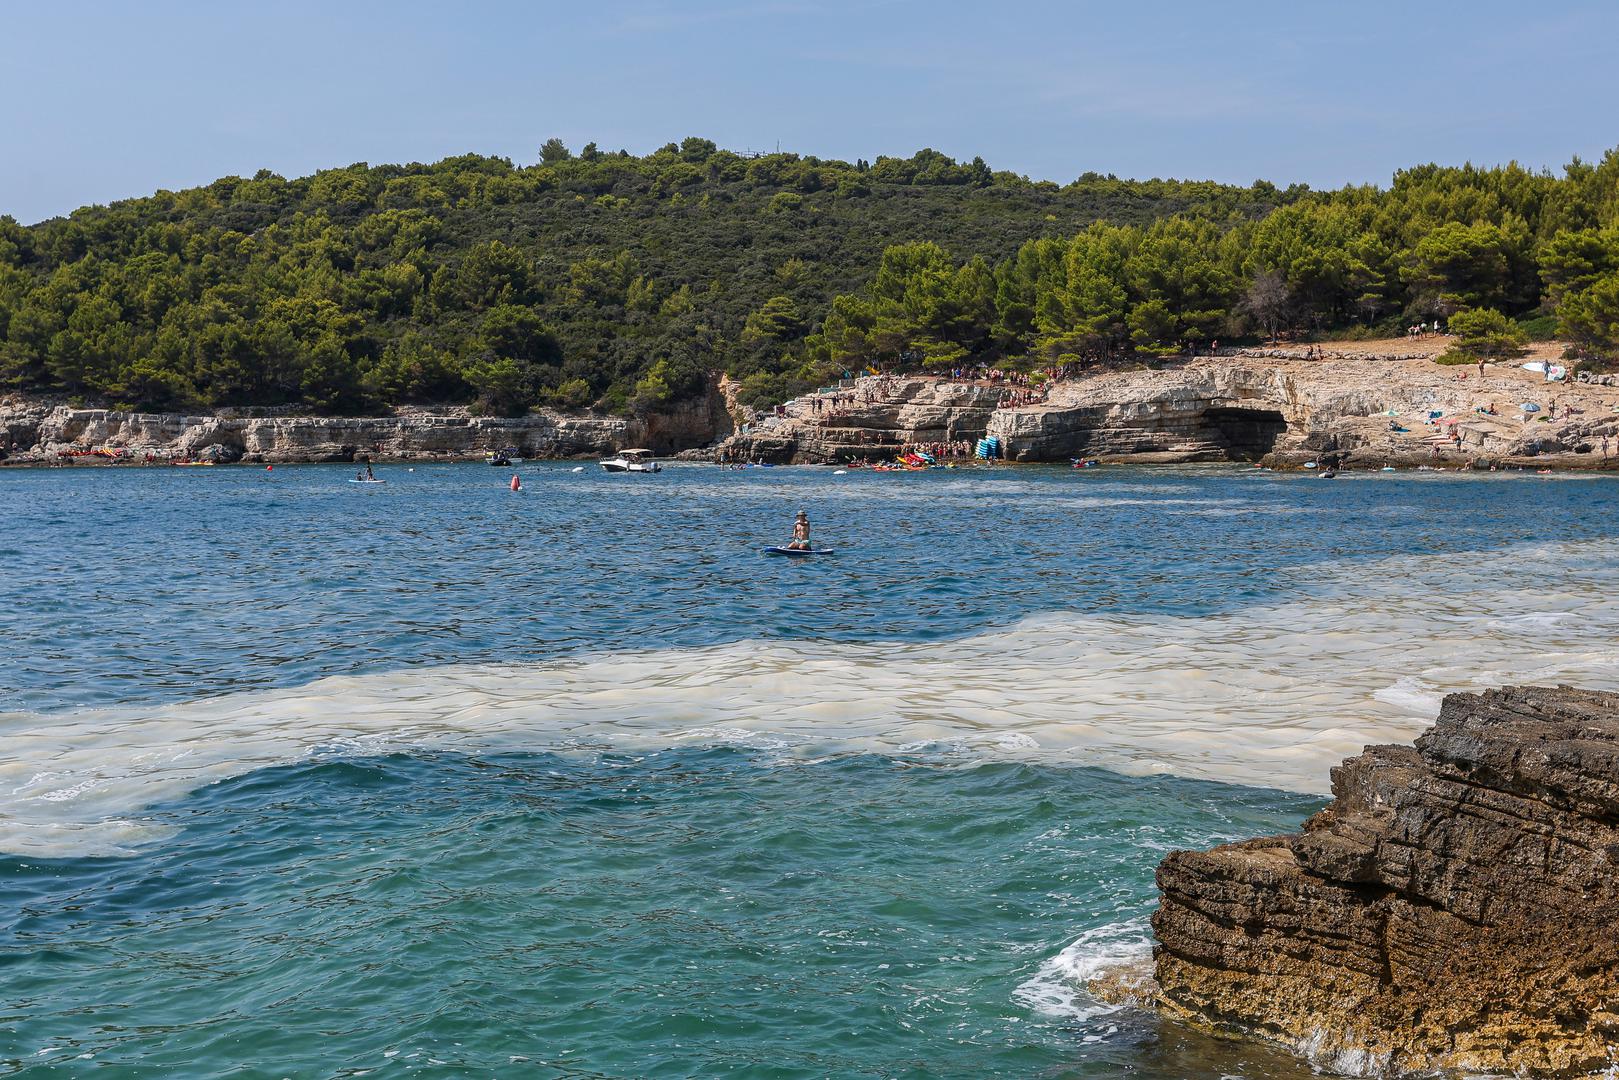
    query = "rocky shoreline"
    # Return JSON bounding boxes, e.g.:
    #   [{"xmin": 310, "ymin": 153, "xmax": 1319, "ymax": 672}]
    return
[
  {"xmin": 0, "ymin": 393, "xmax": 732, "ymax": 466},
  {"xmin": 7, "ymin": 346, "xmax": 1618, "ymax": 471},
  {"xmin": 718, "ymin": 344, "xmax": 1619, "ymax": 472},
  {"xmin": 1135, "ymin": 685, "xmax": 1619, "ymax": 1077}
]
